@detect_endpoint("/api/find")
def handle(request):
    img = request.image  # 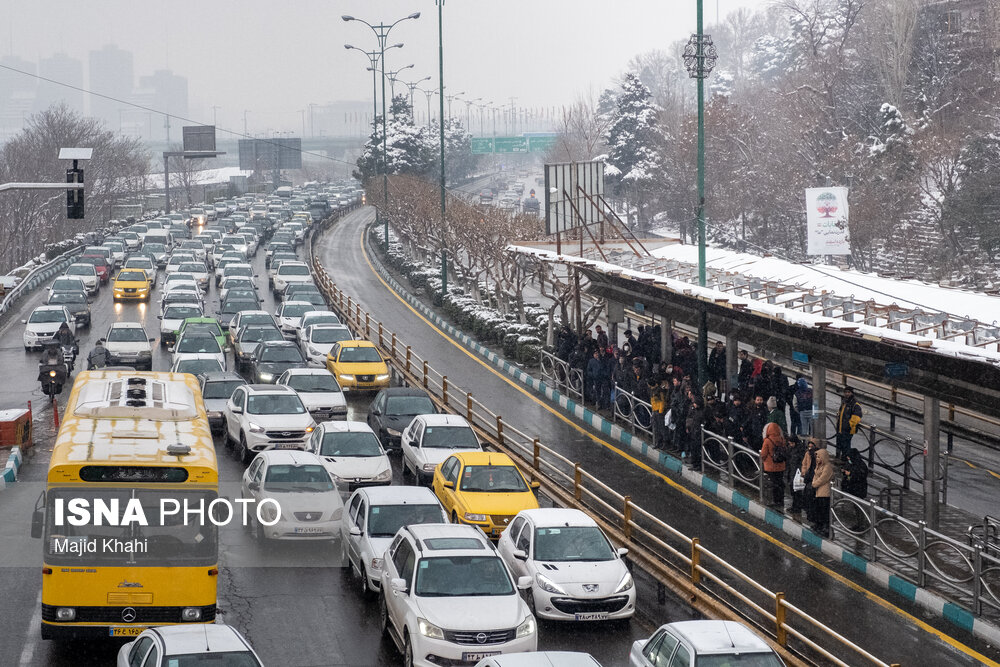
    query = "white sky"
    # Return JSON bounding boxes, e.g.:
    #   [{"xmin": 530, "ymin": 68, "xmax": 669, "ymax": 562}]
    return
[{"xmin": 2, "ymin": 0, "xmax": 769, "ymax": 134}]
